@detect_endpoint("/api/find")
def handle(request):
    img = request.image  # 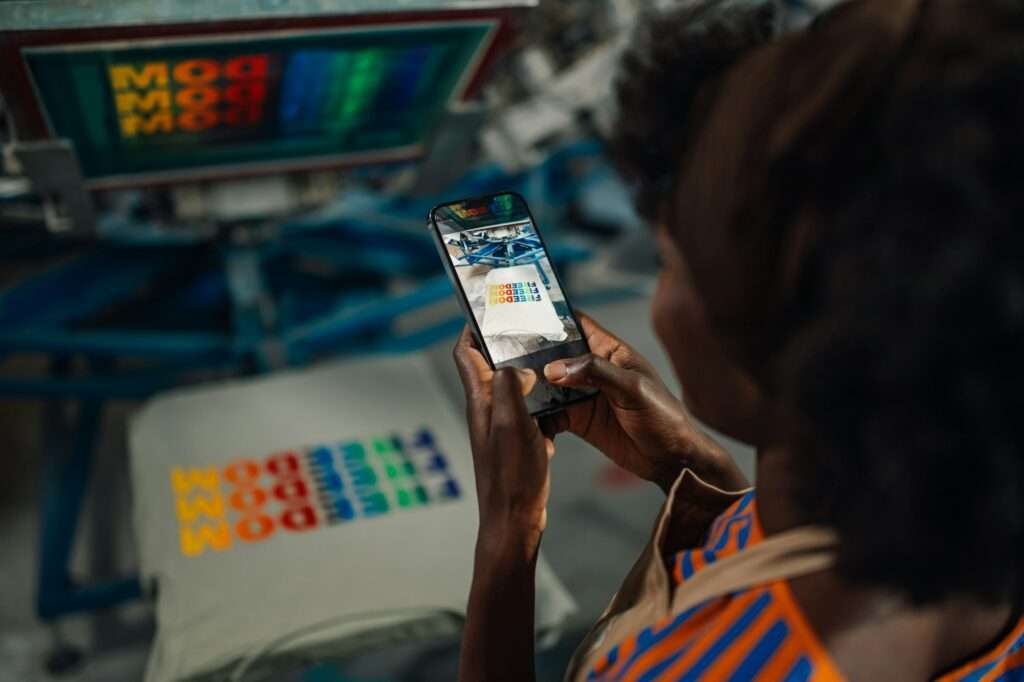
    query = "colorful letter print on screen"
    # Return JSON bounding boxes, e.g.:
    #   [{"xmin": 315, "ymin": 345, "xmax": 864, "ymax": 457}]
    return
[
  {"xmin": 487, "ymin": 281, "xmax": 542, "ymax": 305},
  {"xmin": 170, "ymin": 428, "xmax": 461, "ymax": 557}
]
